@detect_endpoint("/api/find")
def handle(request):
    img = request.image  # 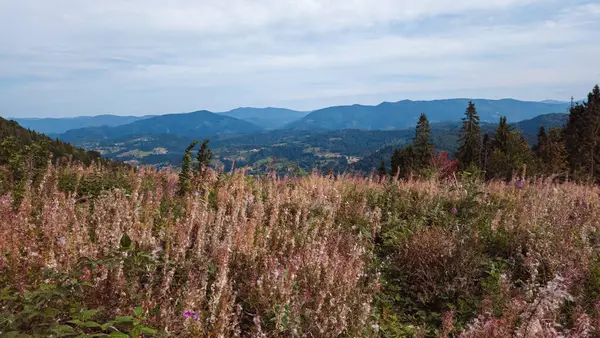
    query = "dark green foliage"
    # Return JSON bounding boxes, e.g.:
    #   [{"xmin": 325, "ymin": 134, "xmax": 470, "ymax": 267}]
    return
[
  {"xmin": 389, "ymin": 115, "xmax": 434, "ymax": 178},
  {"xmin": 390, "ymin": 145, "xmax": 417, "ymax": 178},
  {"xmin": 196, "ymin": 139, "xmax": 213, "ymax": 173},
  {"xmin": 178, "ymin": 140, "xmax": 199, "ymax": 196},
  {"xmin": 378, "ymin": 159, "xmax": 387, "ymax": 176},
  {"xmin": 564, "ymin": 85, "xmax": 600, "ymax": 182},
  {"xmin": 0, "ymin": 251, "xmax": 158, "ymax": 337},
  {"xmin": 0, "ymin": 117, "xmax": 109, "ymax": 167},
  {"xmin": 456, "ymin": 101, "xmax": 482, "ymax": 168},
  {"xmin": 495, "ymin": 116, "xmax": 511, "ymax": 152},
  {"xmin": 536, "ymin": 127, "xmax": 568, "ymax": 175},
  {"xmin": 487, "ymin": 129, "xmax": 536, "ymax": 180},
  {"xmin": 480, "ymin": 133, "xmax": 493, "ymax": 175},
  {"xmin": 413, "ymin": 114, "xmax": 434, "ymax": 169}
]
